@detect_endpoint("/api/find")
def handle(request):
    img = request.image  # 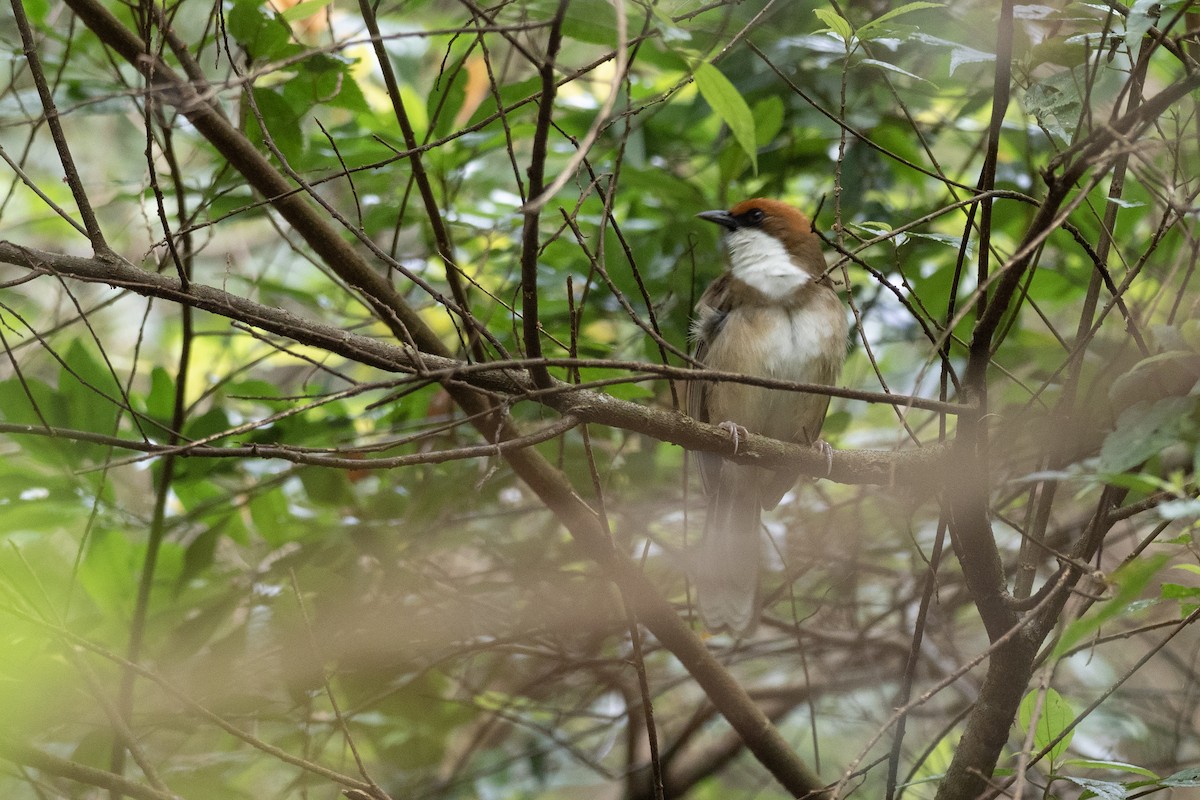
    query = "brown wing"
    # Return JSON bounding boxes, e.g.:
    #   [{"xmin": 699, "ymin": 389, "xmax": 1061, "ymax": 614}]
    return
[{"xmin": 687, "ymin": 273, "xmax": 735, "ymax": 497}]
